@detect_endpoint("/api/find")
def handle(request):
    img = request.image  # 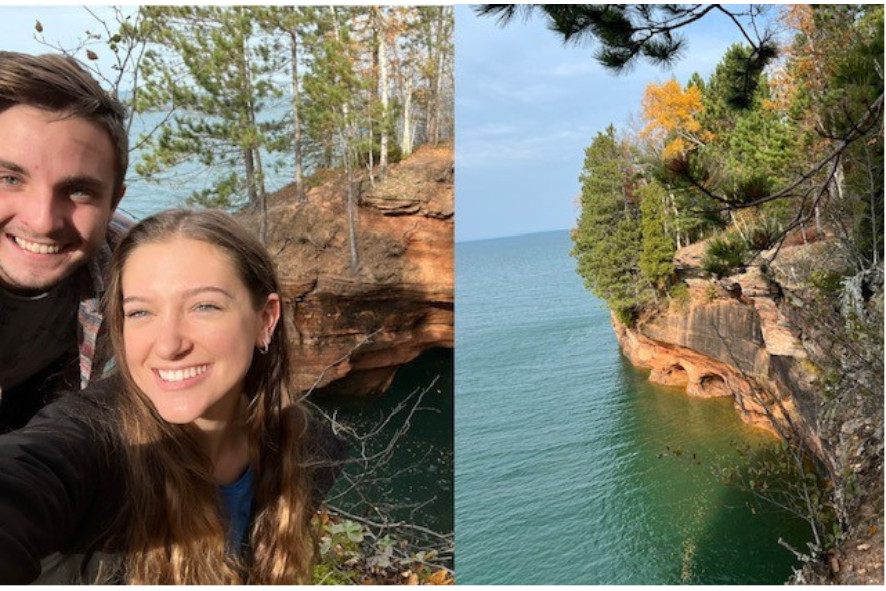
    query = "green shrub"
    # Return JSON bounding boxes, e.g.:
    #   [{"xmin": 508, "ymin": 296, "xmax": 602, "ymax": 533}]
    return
[
  {"xmin": 745, "ymin": 217, "xmax": 783, "ymax": 251},
  {"xmin": 807, "ymin": 270, "xmax": 845, "ymax": 298},
  {"xmin": 669, "ymin": 282, "xmax": 690, "ymax": 310},
  {"xmin": 703, "ymin": 232, "xmax": 748, "ymax": 277}
]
